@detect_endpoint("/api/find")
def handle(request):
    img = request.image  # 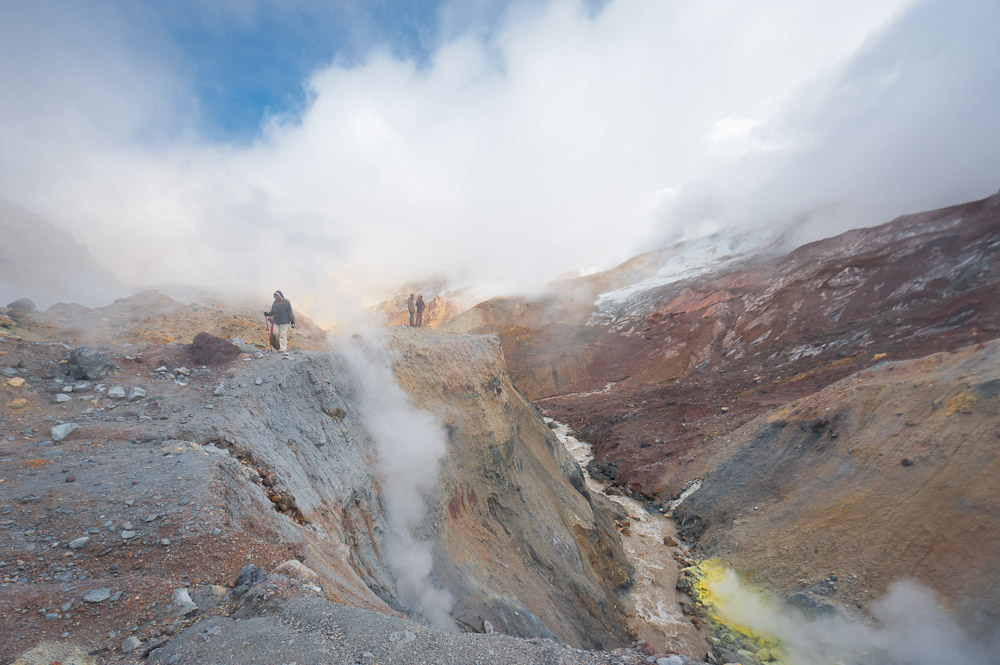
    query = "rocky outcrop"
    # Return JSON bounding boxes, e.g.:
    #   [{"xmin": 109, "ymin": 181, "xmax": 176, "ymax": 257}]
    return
[
  {"xmin": 673, "ymin": 339, "xmax": 1000, "ymax": 637},
  {"xmin": 0, "ymin": 325, "xmax": 635, "ymax": 662},
  {"xmin": 180, "ymin": 329, "xmax": 632, "ymax": 647}
]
